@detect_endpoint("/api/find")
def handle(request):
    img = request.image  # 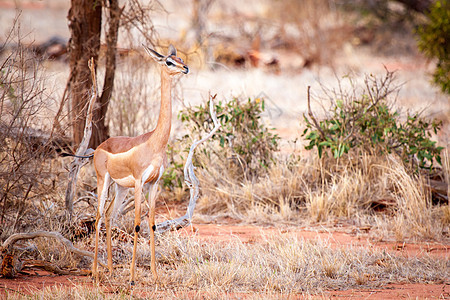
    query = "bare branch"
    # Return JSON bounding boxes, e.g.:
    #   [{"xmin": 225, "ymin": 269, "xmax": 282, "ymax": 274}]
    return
[
  {"xmin": 1, "ymin": 231, "xmax": 106, "ymax": 268},
  {"xmin": 306, "ymin": 86, "xmax": 326, "ymax": 140},
  {"xmin": 21, "ymin": 260, "xmax": 91, "ymax": 276},
  {"xmin": 156, "ymin": 94, "xmax": 221, "ymax": 233},
  {"xmin": 65, "ymin": 58, "xmax": 98, "ymax": 218}
]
